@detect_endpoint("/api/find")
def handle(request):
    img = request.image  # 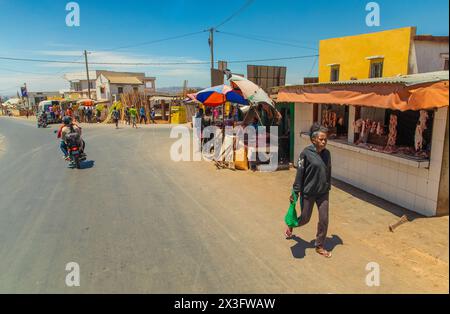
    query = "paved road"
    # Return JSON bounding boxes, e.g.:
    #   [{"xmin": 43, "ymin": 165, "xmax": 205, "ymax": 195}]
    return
[{"xmin": 0, "ymin": 117, "xmax": 447, "ymax": 293}]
